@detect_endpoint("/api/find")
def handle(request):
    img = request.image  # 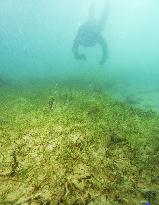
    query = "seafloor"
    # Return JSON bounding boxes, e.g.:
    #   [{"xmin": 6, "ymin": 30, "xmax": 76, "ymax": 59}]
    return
[{"xmin": 0, "ymin": 78, "xmax": 159, "ymax": 205}]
